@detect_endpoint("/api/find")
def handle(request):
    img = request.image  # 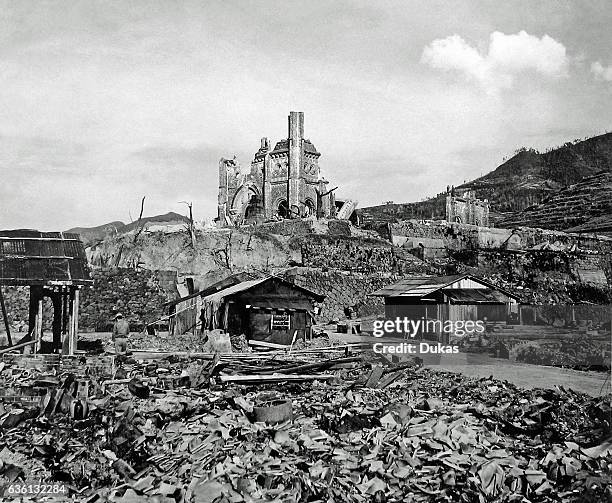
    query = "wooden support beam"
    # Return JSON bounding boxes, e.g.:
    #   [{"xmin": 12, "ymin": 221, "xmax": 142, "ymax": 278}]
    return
[
  {"xmin": 70, "ymin": 288, "xmax": 79, "ymax": 355},
  {"xmin": 64, "ymin": 290, "xmax": 74, "ymax": 355},
  {"xmin": 0, "ymin": 286, "xmax": 13, "ymax": 346},
  {"xmin": 34, "ymin": 298, "xmax": 43, "ymax": 355}
]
